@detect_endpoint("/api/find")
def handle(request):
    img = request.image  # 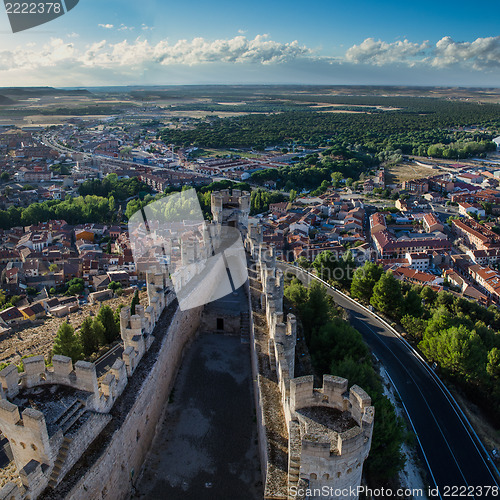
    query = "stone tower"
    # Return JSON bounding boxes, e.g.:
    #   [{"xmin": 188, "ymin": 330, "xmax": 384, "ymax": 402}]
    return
[
  {"xmin": 248, "ymin": 228, "xmax": 375, "ymax": 500},
  {"xmin": 211, "ymin": 189, "xmax": 250, "ymax": 232}
]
